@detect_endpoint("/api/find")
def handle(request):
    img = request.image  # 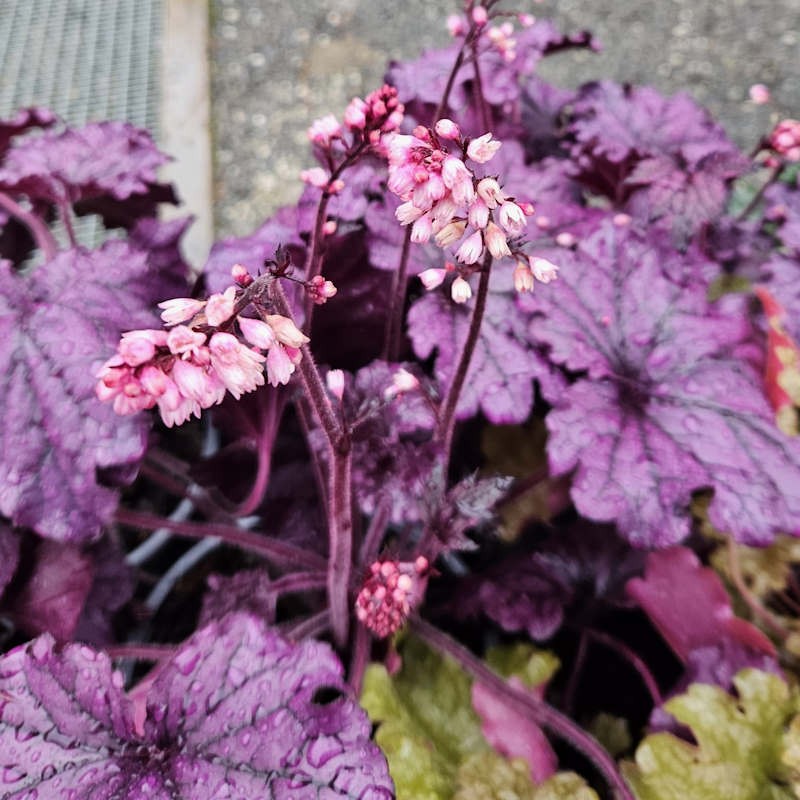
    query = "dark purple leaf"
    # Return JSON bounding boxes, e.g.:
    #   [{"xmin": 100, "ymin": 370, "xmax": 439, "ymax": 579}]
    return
[
  {"xmin": 0, "ymin": 243, "xmax": 165, "ymax": 541},
  {"xmin": 204, "ymin": 205, "xmax": 305, "ymax": 295},
  {"xmin": 7, "ymin": 540, "xmax": 94, "ymax": 640},
  {"xmin": 127, "ymin": 216, "xmax": 192, "ymax": 301},
  {"xmin": 0, "ymin": 122, "xmax": 173, "ymax": 221},
  {"xmin": 0, "ymin": 523, "xmax": 20, "ymax": 599},
  {"xmin": 408, "ymin": 272, "xmax": 565, "ymax": 425},
  {"xmin": 520, "ymin": 78, "xmax": 576, "ymax": 161},
  {"xmin": 627, "ymin": 546, "xmax": 776, "ymax": 663},
  {"xmin": 199, "ymin": 568, "xmax": 278, "ymax": 627},
  {"xmin": 527, "ymin": 222, "xmax": 800, "ymax": 546},
  {"xmin": 0, "ymin": 107, "xmax": 57, "ymax": 156},
  {"xmin": 0, "ymin": 614, "xmax": 393, "ymax": 799},
  {"xmin": 705, "ymin": 215, "xmax": 773, "ymax": 280}
]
